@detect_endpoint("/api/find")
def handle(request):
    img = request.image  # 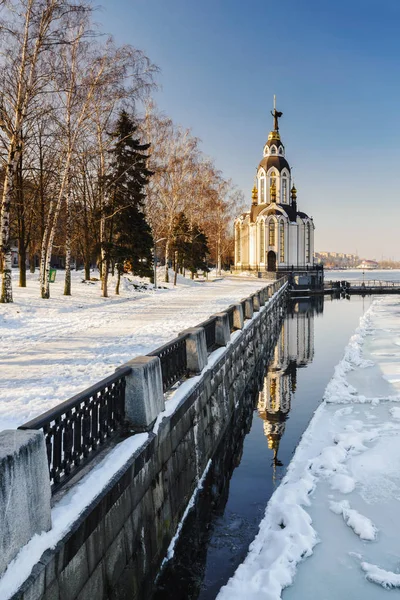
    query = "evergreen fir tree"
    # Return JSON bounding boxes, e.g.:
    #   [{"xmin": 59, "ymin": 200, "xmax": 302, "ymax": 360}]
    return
[
  {"xmin": 171, "ymin": 212, "xmax": 209, "ymax": 281},
  {"xmin": 106, "ymin": 110, "xmax": 153, "ymax": 291}
]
